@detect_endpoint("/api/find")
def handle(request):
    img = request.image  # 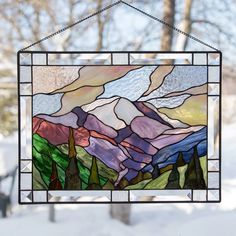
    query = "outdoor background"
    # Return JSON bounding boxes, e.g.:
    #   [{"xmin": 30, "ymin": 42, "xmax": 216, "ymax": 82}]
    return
[{"xmin": 0, "ymin": 0, "xmax": 235, "ymax": 235}]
